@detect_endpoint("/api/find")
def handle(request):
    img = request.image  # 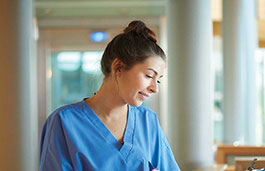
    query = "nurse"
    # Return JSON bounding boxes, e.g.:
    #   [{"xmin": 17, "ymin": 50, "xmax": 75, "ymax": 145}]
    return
[{"xmin": 40, "ymin": 20, "xmax": 180, "ymax": 171}]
